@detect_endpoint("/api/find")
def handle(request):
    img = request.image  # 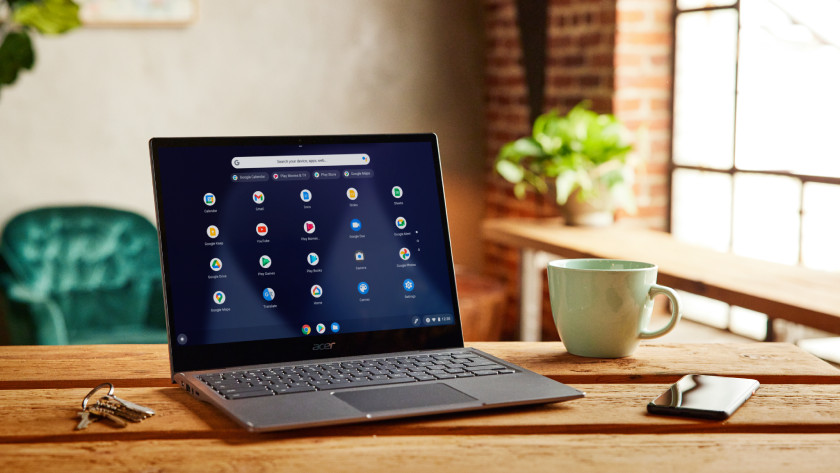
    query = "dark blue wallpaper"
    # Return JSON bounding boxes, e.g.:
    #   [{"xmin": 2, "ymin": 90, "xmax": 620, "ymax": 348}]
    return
[{"xmin": 155, "ymin": 139, "xmax": 456, "ymax": 346}]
